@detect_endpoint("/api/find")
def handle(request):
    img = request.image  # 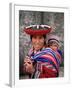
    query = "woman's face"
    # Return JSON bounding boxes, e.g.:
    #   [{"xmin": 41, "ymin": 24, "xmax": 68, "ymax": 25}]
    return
[{"xmin": 32, "ymin": 35, "xmax": 45, "ymax": 51}]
